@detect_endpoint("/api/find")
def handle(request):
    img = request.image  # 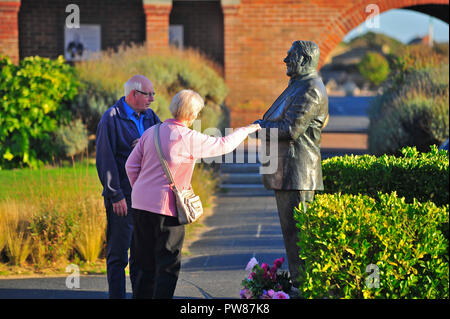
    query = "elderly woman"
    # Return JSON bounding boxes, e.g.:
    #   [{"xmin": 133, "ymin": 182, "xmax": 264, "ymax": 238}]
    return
[{"xmin": 125, "ymin": 89, "xmax": 260, "ymax": 299}]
